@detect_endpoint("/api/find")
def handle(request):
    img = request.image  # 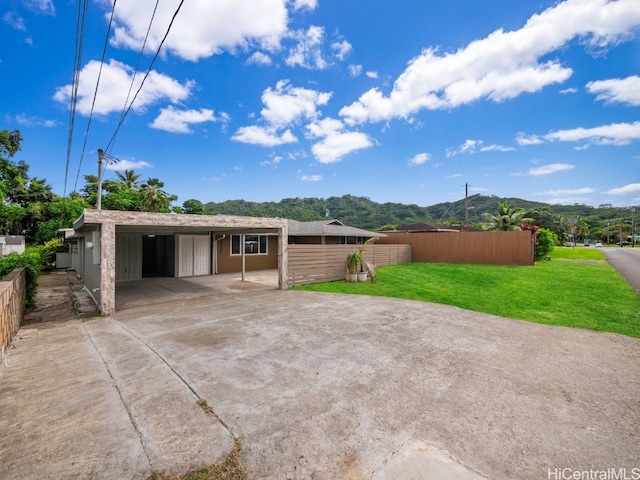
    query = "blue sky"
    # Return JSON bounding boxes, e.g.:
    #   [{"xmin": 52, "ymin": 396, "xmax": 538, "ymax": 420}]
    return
[{"xmin": 2, "ymin": 0, "xmax": 640, "ymax": 208}]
